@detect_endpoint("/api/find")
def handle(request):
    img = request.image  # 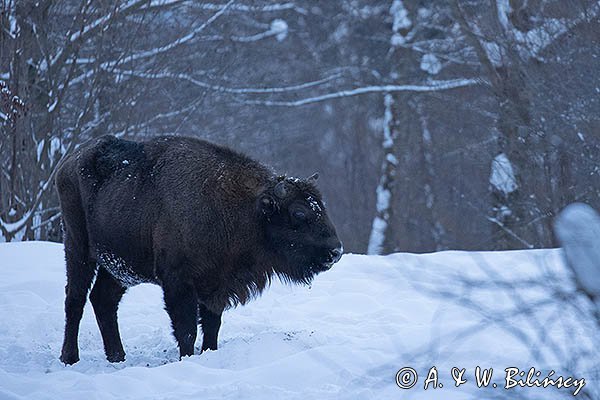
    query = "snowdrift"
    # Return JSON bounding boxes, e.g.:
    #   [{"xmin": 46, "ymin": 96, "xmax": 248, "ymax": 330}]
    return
[{"xmin": 0, "ymin": 242, "xmax": 597, "ymax": 399}]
